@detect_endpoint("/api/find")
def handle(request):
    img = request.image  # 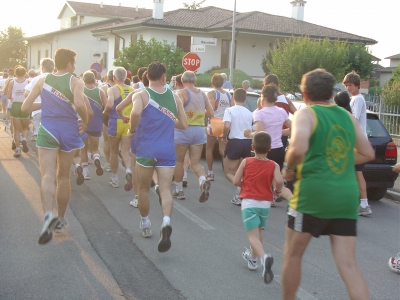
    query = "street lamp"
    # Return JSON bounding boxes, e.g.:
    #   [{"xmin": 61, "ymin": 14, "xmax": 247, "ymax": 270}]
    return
[{"xmin": 229, "ymin": 0, "xmax": 236, "ymax": 85}]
